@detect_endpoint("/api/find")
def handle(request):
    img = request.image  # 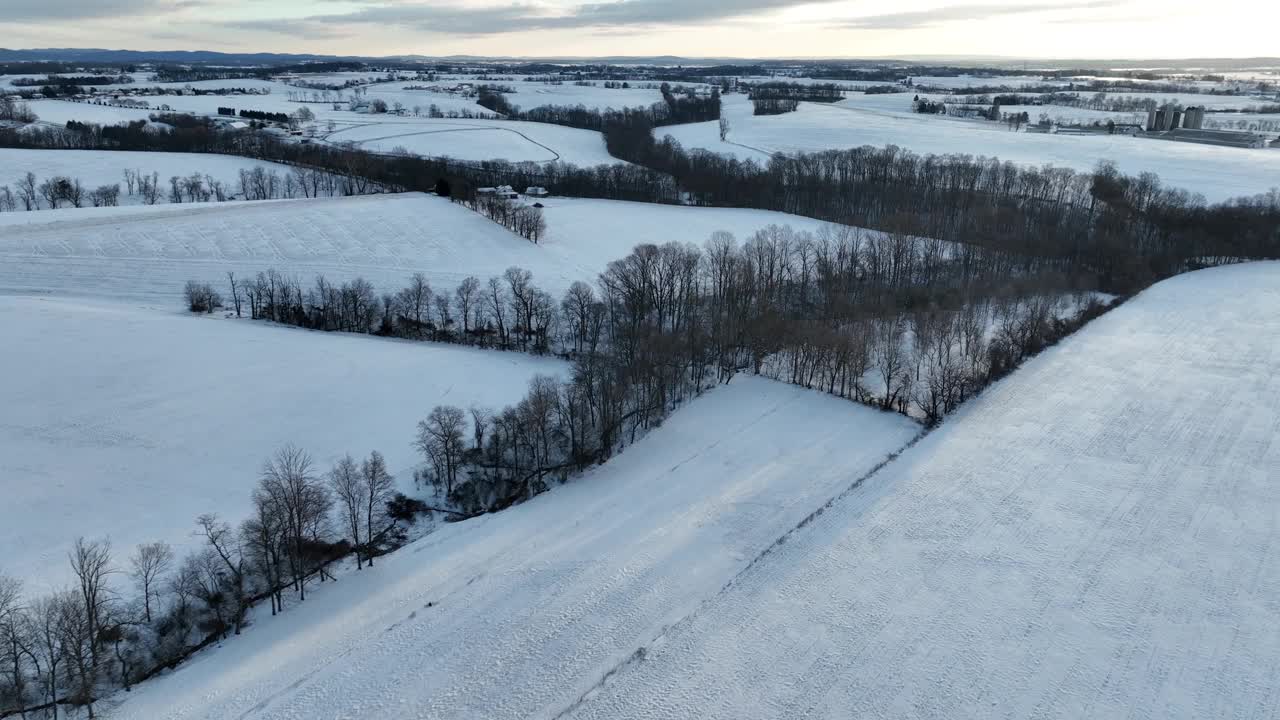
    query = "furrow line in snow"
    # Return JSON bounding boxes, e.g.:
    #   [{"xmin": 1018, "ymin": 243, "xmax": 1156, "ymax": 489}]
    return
[{"xmin": 549, "ymin": 423, "xmax": 930, "ymax": 720}]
